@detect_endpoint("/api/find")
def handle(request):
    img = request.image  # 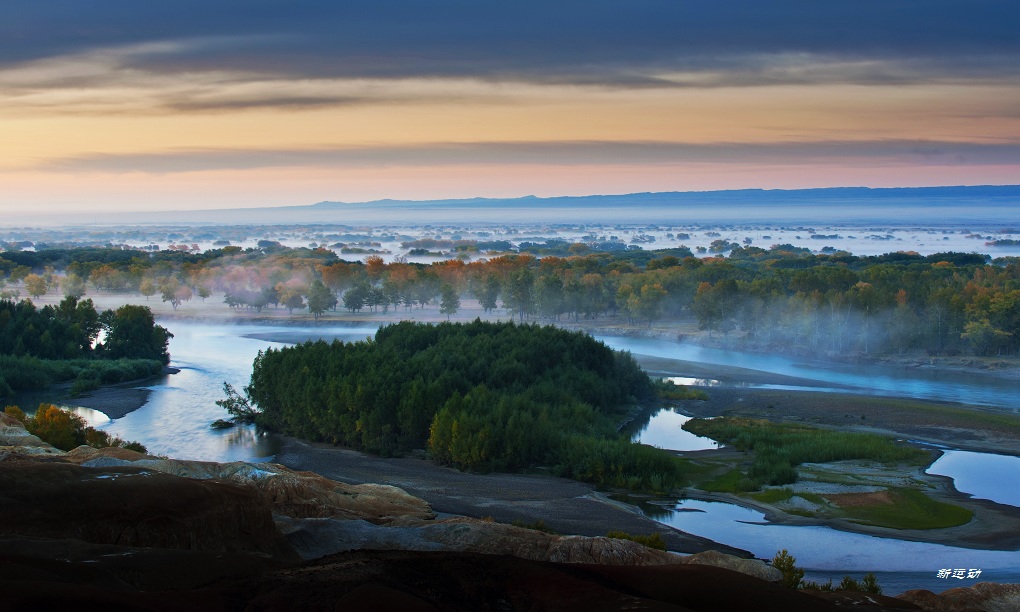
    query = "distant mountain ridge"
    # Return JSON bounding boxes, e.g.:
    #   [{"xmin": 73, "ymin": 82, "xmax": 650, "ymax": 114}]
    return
[
  {"xmin": 308, "ymin": 185, "xmax": 1020, "ymax": 210},
  {"xmin": 14, "ymin": 184, "xmax": 1020, "ymax": 226}
]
